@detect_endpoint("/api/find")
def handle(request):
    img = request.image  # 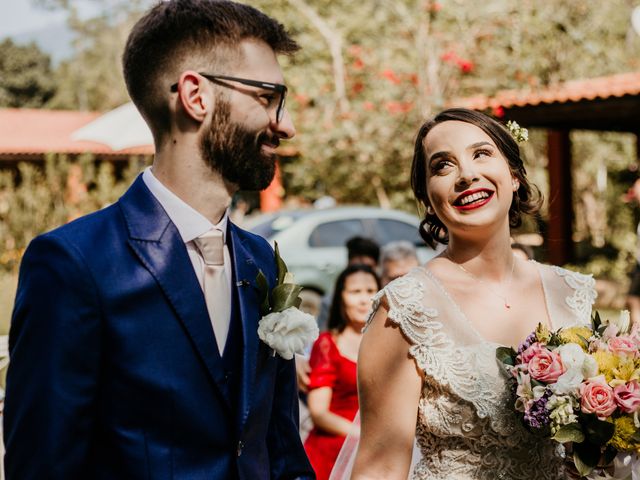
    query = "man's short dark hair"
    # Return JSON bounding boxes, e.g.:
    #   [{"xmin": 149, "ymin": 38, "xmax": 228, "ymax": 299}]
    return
[
  {"xmin": 122, "ymin": 0, "xmax": 299, "ymax": 139},
  {"xmin": 346, "ymin": 236, "xmax": 380, "ymax": 264}
]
